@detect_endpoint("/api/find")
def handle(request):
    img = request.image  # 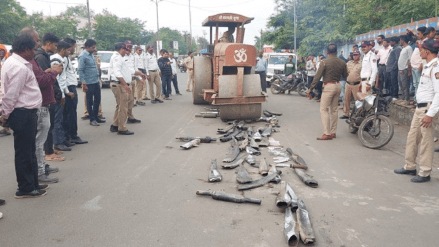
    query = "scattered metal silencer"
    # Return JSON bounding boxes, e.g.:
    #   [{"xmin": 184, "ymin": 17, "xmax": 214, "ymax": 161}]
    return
[
  {"xmin": 208, "ymin": 159, "xmax": 222, "ymax": 182},
  {"xmin": 296, "ymin": 199, "xmax": 316, "ymax": 244},
  {"xmin": 222, "ymin": 138, "xmax": 240, "ymax": 163},
  {"xmin": 237, "ymin": 171, "xmax": 280, "ymax": 191},
  {"xmin": 222, "ymin": 157, "xmax": 244, "ymax": 169},
  {"xmin": 246, "ymin": 146, "xmax": 261, "ymax": 156},
  {"xmin": 284, "ymin": 207, "xmax": 299, "ymax": 246},
  {"xmin": 264, "ymin": 109, "xmax": 283, "ymax": 117},
  {"xmin": 176, "ymin": 136, "xmax": 217, "ymax": 143},
  {"xmin": 245, "ymin": 154, "xmax": 256, "ymax": 166},
  {"xmin": 236, "ymin": 164, "xmax": 253, "ymax": 184},
  {"xmin": 195, "ymin": 112, "xmax": 219, "ymax": 118},
  {"xmin": 261, "ymin": 125, "xmax": 272, "ymax": 137},
  {"xmin": 196, "ymin": 190, "xmax": 261, "ymax": 205},
  {"xmin": 294, "ymin": 168, "xmax": 318, "ymax": 188},
  {"xmin": 268, "ymin": 164, "xmax": 282, "ymax": 184},
  {"xmin": 276, "ymin": 182, "xmax": 298, "ymax": 210},
  {"xmin": 259, "ymin": 158, "xmax": 269, "ymax": 176},
  {"xmin": 286, "ymin": 148, "xmax": 308, "ymax": 170},
  {"xmin": 180, "ymin": 139, "xmax": 200, "ymax": 150}
]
